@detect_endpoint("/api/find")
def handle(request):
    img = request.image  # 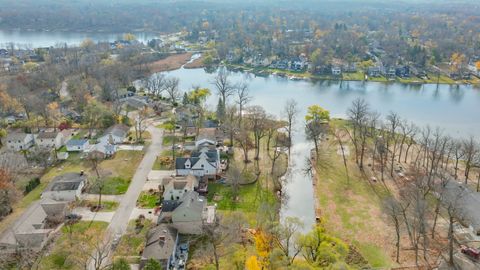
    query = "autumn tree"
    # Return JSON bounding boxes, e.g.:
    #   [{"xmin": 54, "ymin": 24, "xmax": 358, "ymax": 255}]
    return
[
  {"xmin": 305, "ymin": 105, "xmax": 330, "ymax": 156},
  {"xmin": 297, "ymin": 223, "xmax": 349, "ymax": 267}
]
